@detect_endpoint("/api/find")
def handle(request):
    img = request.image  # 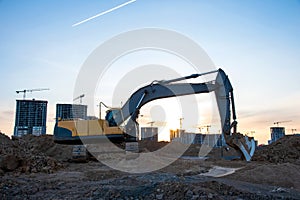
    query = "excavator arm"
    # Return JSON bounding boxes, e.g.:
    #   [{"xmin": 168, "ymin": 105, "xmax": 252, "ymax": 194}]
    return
[{"xmin": 105, "ymin": 68, "xmax": 255, "ymax": 161}]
